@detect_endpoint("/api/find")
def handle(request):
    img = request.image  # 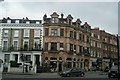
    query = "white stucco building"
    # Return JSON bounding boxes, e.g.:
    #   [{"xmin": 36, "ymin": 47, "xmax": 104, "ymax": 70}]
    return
[{"xmin": 0, "ymin": 17, "xmax": 43, "ymax": 73}]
